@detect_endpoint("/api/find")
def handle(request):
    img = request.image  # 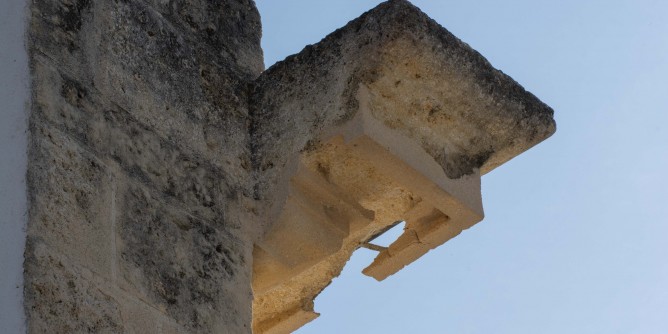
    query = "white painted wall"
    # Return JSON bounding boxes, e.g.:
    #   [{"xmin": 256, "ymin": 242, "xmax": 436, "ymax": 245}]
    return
[{"xmin": 0, "ymin": 0, "xmax": 29, "ymax": 332}]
